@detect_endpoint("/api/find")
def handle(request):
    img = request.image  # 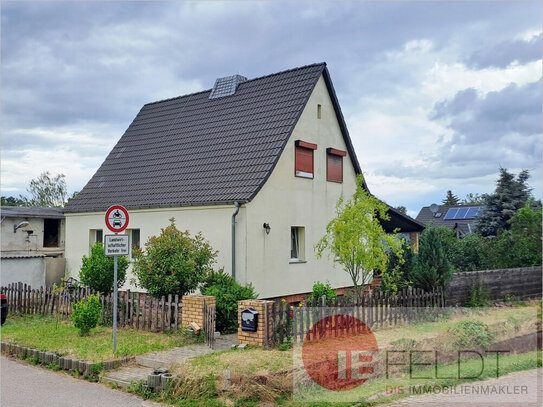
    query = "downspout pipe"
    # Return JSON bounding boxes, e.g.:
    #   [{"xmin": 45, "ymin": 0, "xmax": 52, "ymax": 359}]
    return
[{"xmin": 231, "ymin": 201, "xmax": 240, "ymax": 281}]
